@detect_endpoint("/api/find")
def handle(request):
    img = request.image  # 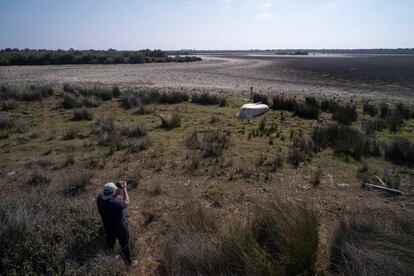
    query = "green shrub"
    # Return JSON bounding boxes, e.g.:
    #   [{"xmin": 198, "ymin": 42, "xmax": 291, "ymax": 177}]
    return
[
  {"xmin": 112, "ymin": 85, "xmax": 121, "ymax": 98},
  {"xmin": 2, "ymin": 99, "xmax": 17, "ymax": 110},
  {"xmin": 331, "ymin": 216, "xmax": 414, "ymax": 276},
  {"xmin": 63, "ymin": 170, "xmax": 93, "ymax": 197},
  {"xmin": 0, "ymin": 191, "xmax": 117, "ymax": 274},
  {"xmin": 201, "ymin": 131, "xmax": 230, "ymax": 158},
  {"xmin": 252, "ymin": 93, "xmax": 269, "ymax": 105},
  {"xmin": 158, "ymin": 91, "xmax": 189, "ymax": 104},
  {"xmin": 191, "ymin": 92, "xmax": 226, "ymax": 106},
  {"xmin": 312, "ymin": 123, "xmax": 381, "ymax": 159},
  {"xmin": 0, "ymin": 114, "xmax": 13, "ymax": 130},
  {"xmin": 363, "ymin": 101, "xmax": 378, "ymax": 116},
  {"xmin": 294, "ymin": 97, "xmax": 320, "ymax": 120},
  {"xmin": 158, "ymin": 198, "xmax": 319, "ymax": 276},
  {"xmin": 160, "ymin": 112, "xmax": 181, "ymax": 129},
  {"xmin": 332, "ymin": 103, "xmax": 358, "ymax": 125},
  {"xmin": 271, "ymin": 95, "xmax": 296, "ymax": 111},
  {"xmin": 384, "ymin": 137, "xmax": 414, "ymax": 166},
  {"xmin": 27, "ymin": 168, "xmax": 50, "ymax": 186},
  {"xmin": 120, "ymin": 123, "xmax": 147, "ymax": 137},
  {"xmin": 73, "ymin": 107, "xmax": 93, "ymax": 121},
  {"xmin": 92, "ymin": 116, "xmax": 119, "ymax": 147}
]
